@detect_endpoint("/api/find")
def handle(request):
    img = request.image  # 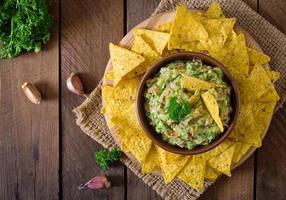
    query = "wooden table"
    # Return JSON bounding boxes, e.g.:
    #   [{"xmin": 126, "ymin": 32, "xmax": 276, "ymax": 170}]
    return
[{"xmin": 1, "ymin": 0, "xmax": 285, "ymax": 199}]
